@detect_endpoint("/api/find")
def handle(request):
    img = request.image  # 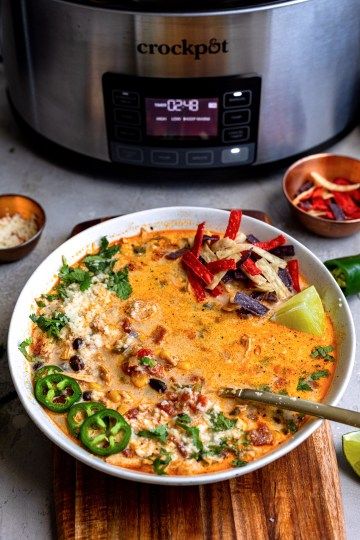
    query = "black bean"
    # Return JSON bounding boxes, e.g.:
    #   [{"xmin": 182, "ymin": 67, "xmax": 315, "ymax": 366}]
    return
[
  {"xmin": 149, "ymin": 378, "xmax": 167, "ymax": 393},
  {"xmin": 33, "ymin": 361, "xmax": 44, "ymax": 371},
  {"xmin": 69, "ymin": 355, "xmax": 85, "ymax": 372},
  {"xmin": 72, "ymin": 337, "xmax": 83, "ymax": 350},
  {"xmin": 82, "ymin": 391, "xmax": 92, "ymax": 401}
]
